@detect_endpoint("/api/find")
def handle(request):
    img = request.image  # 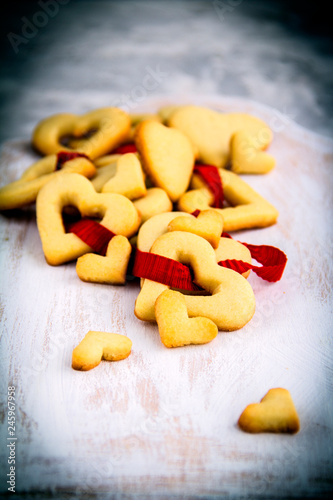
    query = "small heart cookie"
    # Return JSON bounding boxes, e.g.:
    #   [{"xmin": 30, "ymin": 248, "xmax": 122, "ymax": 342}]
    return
[
  {"xmin": 155, "ymin": 289, "xmax": 218, "ymax": 348},
  {"xmin": 168, "ymin": 105, "xmax": 273, "ymax": 168},
  {"xmin": 133, "ymin": 187, "xmax": 172, "ymax": 224},
  {"xmin": 72, "ymin": 330, "xmax": 132, "ymax": 371},
  {"xmin": 230, "ymin": 130, "xmax": 276, "ymax": 174},
  {"xmin": 135, "ymin": 120, "xmax": 195, "ymax": 202},
  {"xmin": 101, "ymin": 153, "xmax": 146, "ymax": 200},
  {"xmin": 76, "ymin": 235, "xmax": 132, "ymax": 285},
  {"xmin": 168, "ymin": 209, "xmax": 223, "ymax": 249},
  {"xmin": 238, "ymin": 388, "xmax": 300, "ymax": 434}
]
